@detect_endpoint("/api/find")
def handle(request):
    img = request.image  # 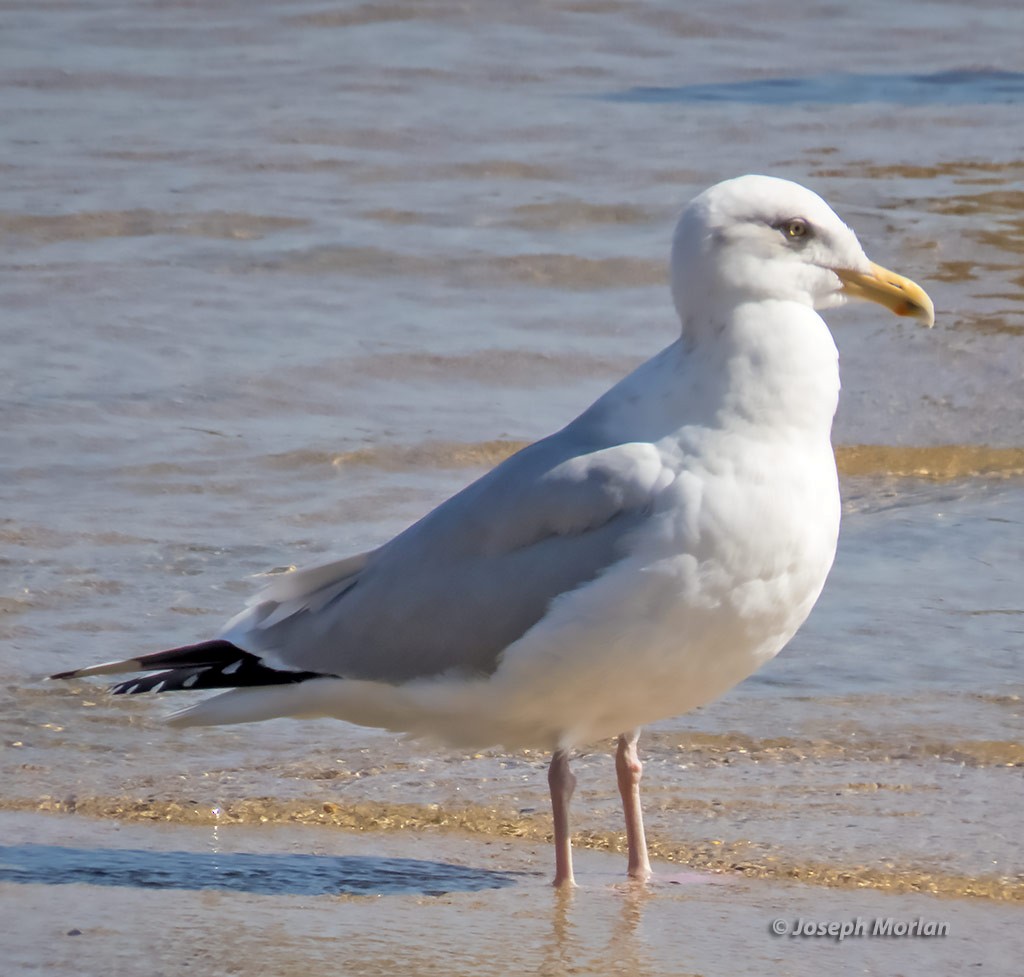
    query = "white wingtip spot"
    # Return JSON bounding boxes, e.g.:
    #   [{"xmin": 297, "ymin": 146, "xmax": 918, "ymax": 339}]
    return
[
  {"xmin": 151, "ymin": 681, "xmax": 166, "ymax": 693},
  {"xmin": 222, "ymin": 660, "xmax": 243, "ymax": 676},
  {"xmin": 182, "ymin": 674, "xmax": 199, "ymax": 688}
]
